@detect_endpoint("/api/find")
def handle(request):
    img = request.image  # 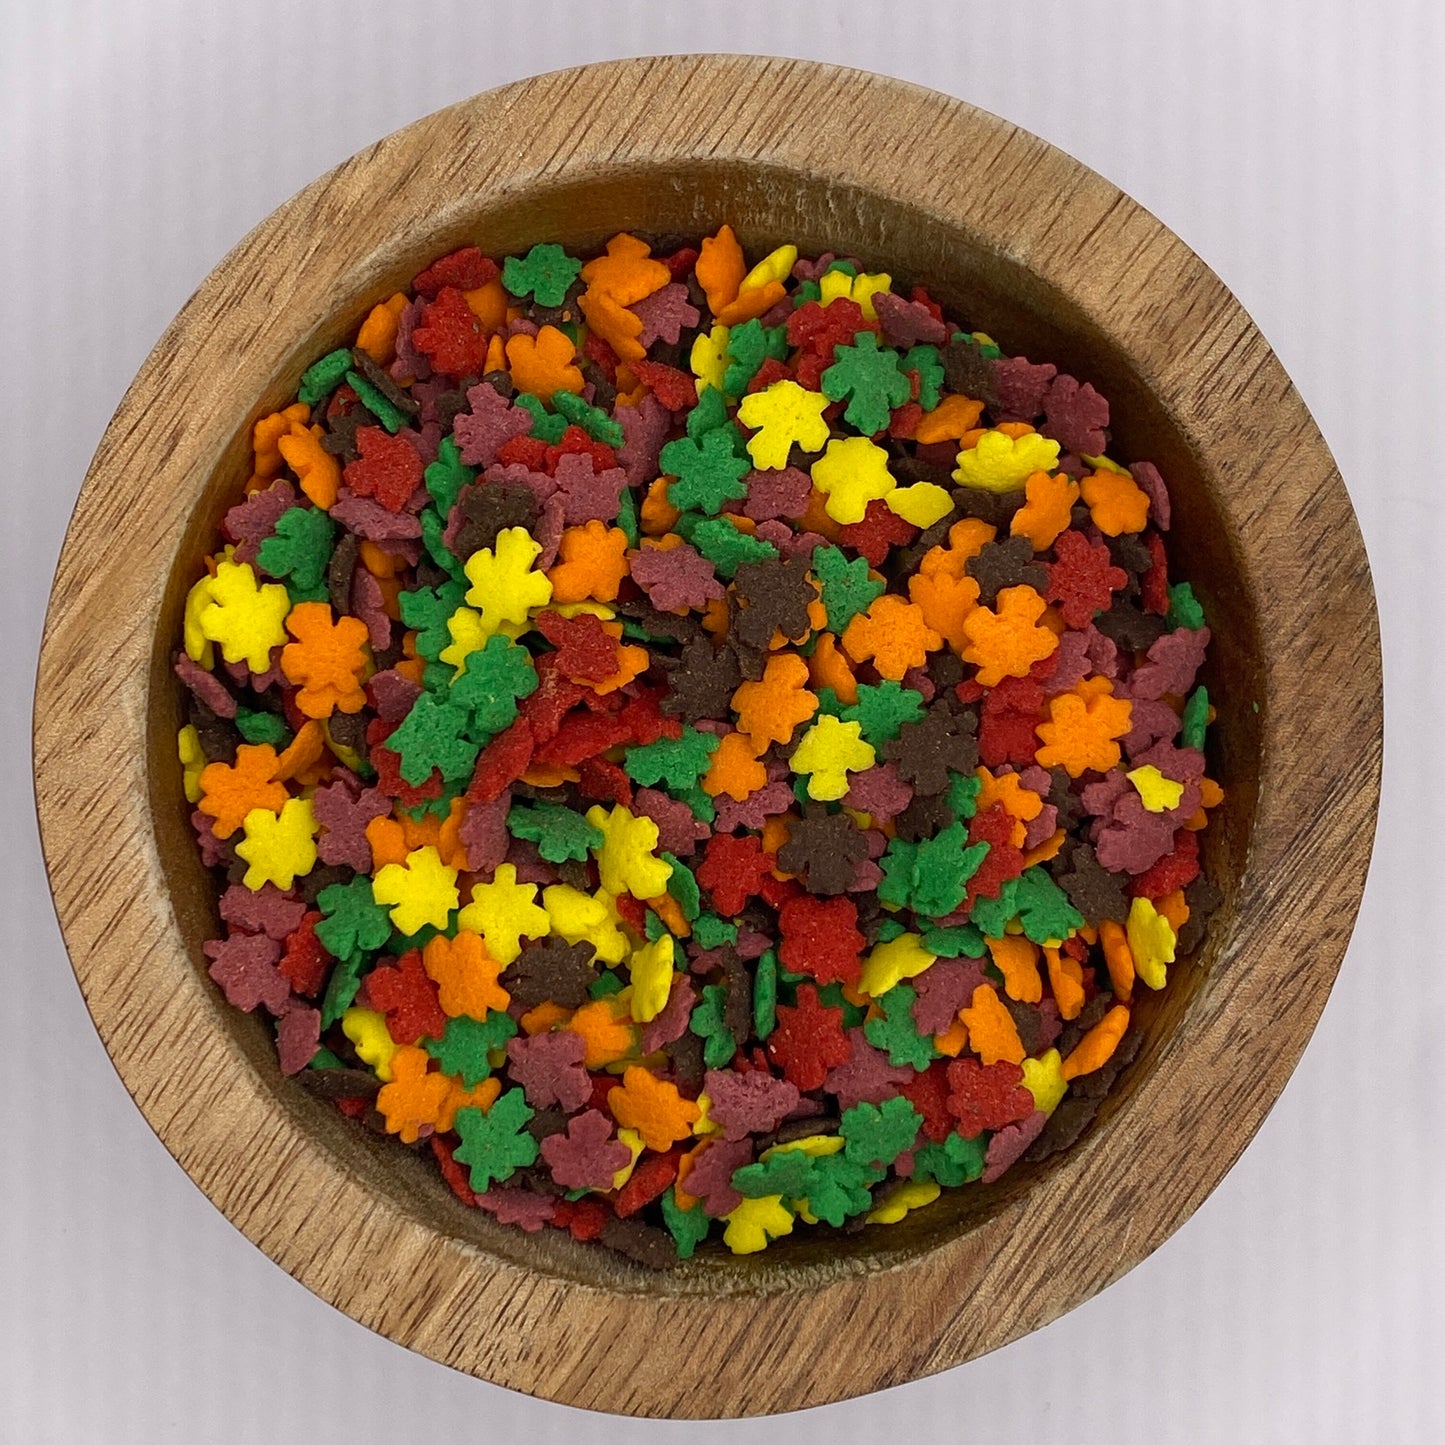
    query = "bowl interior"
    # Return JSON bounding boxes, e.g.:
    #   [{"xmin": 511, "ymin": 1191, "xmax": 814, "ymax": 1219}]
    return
[{"xmin": 148, "ymin": 158, "xmax": 1262, "ymax": 1290}]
